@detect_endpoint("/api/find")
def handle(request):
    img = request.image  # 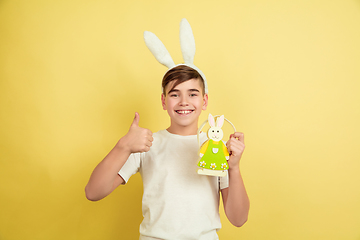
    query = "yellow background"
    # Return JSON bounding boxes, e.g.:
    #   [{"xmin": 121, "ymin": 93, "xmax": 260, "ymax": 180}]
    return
[{"xmin": 1, "ymin": 0, "xmax": 360, "ymax": 239}]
